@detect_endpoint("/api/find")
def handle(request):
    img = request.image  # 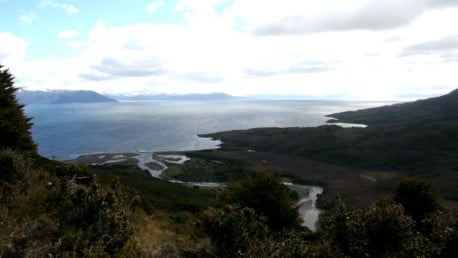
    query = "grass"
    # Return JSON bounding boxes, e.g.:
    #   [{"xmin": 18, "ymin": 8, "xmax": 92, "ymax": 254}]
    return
[
  {"xmin": 119, "ymin": 209, "xmax": 211, "ymax": 257},
  {"xmin": 162, "ymin": 156, "xmax": 250, "ymax": 182}
]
